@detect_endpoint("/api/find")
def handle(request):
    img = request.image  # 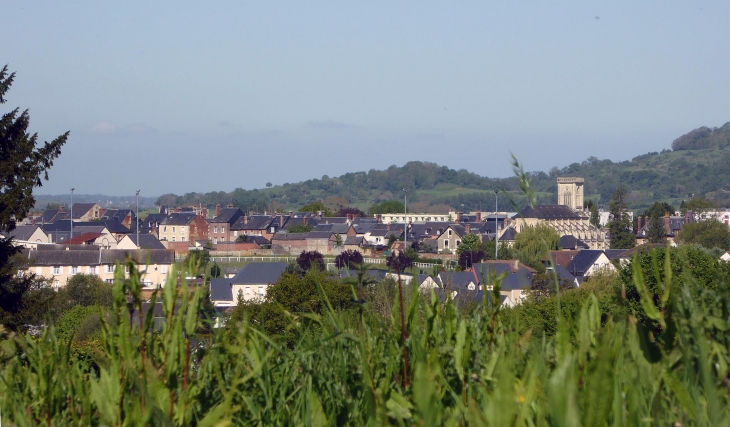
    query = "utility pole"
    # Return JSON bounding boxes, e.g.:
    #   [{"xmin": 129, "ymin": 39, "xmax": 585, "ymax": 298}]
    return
[
  {"xmin": 494, "ymin": 189, "xmax": 499, "ymax": 260},
  {"xmin": 70, "ymin": 188, "xmax": 74, "ymax": 243},
  {"xmin": 136, "ymin": 190, "xmax": 140, "ymax": 248},
  {"xmin": 403, "ymin": 189, "xmax": 408, "ymax": 254}
]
